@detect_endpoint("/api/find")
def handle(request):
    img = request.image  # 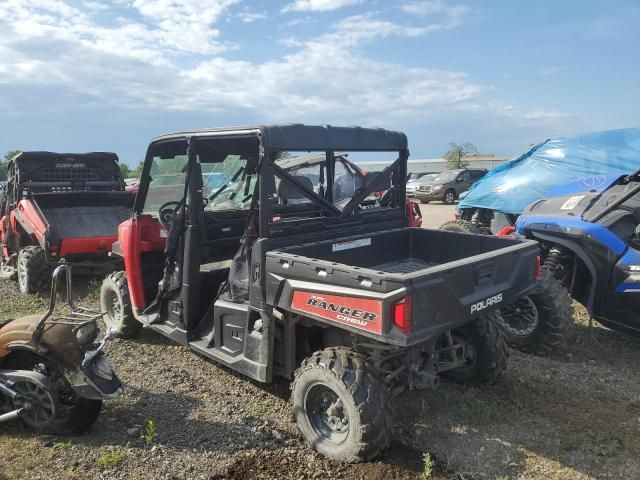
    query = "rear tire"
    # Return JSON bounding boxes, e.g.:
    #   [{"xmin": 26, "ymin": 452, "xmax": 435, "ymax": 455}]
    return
[
  {"xmin": 291, "ymin": 347, "xmax": 392, "ymax": 462},
  {"xmin": 443, "ymin": 189, "xmax": 456, "ymax": 205},
  {"xmin": 17, "ymin": 246, "xmax": 49, "ymax": 294},
  {"xmin": 498, "ymin": 271, "xmax": 572, "ymax": 354},
  {"xmin": 440, "ymin": 219, "xmax": 489, "ymax": 235},
  {"xmin": 100, "ymin": 271, "xmax": 141, "ymax": 338},
  {"xmin": 6, "ymin": 352, "xmax": 102, "ymax": 434},
  {"xmin": 442, "ymin": 312, "xmax": 507, "ymax": 385}
]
